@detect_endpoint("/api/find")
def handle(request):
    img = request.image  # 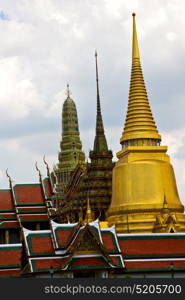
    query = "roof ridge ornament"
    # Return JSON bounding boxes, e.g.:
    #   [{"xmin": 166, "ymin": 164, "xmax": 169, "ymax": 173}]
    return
[
  {"xmin": 35, "ymin": 162, "xmax": 42, "ymax": 182},
  {"xmin": 6, "ymin": 168, "xmax": 13, "ymax": 189},
  {"xmin": 43, "ymin": 155, "xmax": 50, "ymax": 177}
]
